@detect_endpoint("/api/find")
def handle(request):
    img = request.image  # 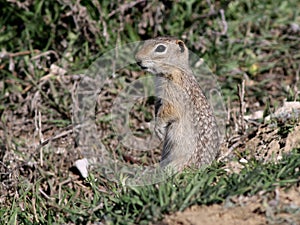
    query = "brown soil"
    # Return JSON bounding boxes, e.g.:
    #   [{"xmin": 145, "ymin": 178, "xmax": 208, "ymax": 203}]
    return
[
  {"xmin": 160, "ymin": 186, "xmax": 300, "ymax": 225},
  {"xmin": 161, "ymin": 204, "xmax": 266, "ymax": 225}
]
